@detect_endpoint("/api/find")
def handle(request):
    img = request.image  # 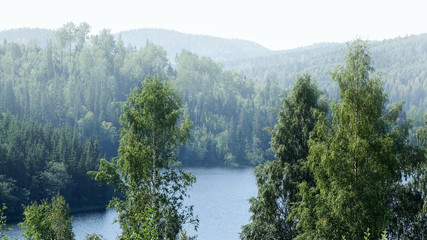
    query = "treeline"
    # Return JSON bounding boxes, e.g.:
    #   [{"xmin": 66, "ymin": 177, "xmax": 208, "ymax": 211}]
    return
[
  {"xmin": 0, "ymin": 22, "xmax": 283, "ymax": 166},
  {"xmin": 0, "ymin": 113, "xmax": 110, "ymax": 217}
]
